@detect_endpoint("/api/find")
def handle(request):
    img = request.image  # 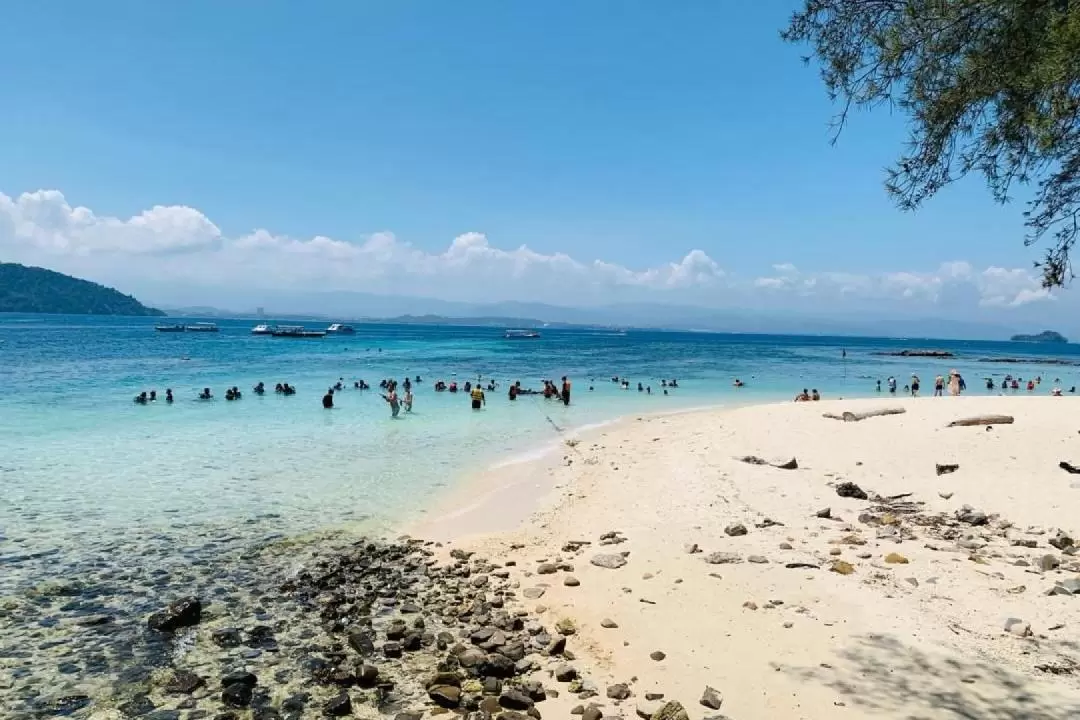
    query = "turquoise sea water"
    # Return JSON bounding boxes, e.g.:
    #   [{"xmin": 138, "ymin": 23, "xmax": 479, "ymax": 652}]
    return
[
  {"xmin": 3, "ymin": 314, "xmax": 1080, "ymax": 714},
  {"xmin": 3, "ymin": 314, "xmax": 1080, "ymax": 592}
]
